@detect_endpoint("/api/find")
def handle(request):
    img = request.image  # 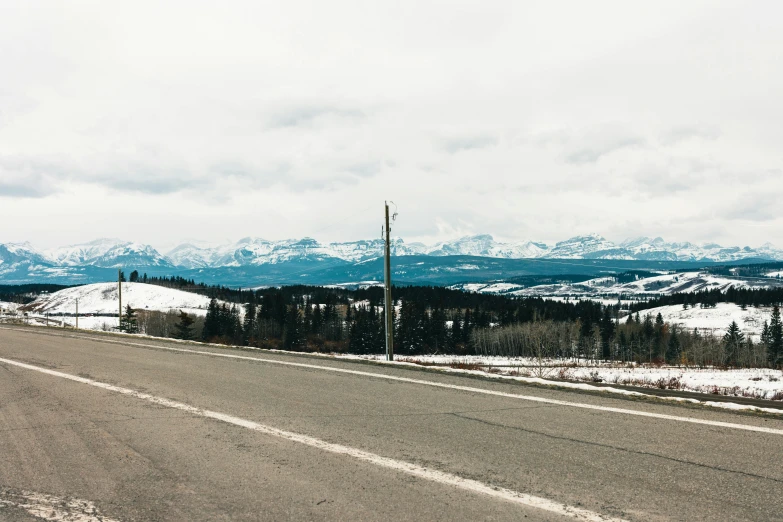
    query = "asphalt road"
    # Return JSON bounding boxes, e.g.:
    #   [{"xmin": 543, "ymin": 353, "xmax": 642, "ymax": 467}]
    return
[{"xmin": 1, "ymin": 326, "xmax": 782, "ymax": 521}]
